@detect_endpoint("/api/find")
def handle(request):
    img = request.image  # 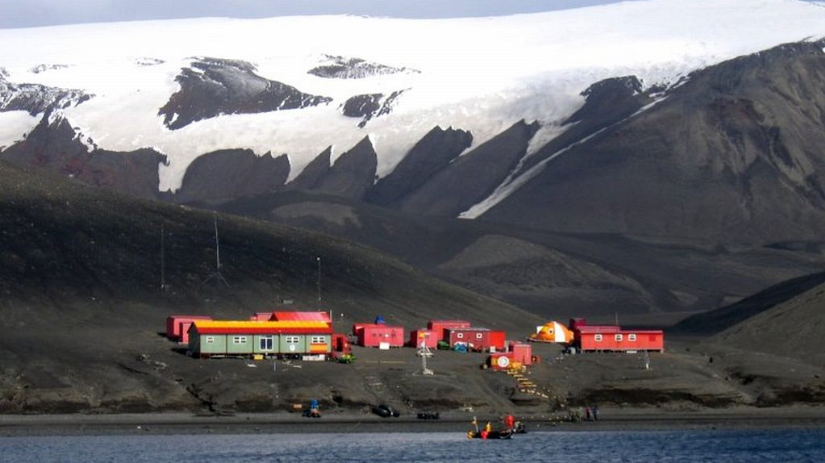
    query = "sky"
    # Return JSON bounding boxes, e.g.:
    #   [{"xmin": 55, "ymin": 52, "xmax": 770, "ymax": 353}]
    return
[{"xmin": 0, "ymin": 0, "xmax": 636, "ymax": 29}]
